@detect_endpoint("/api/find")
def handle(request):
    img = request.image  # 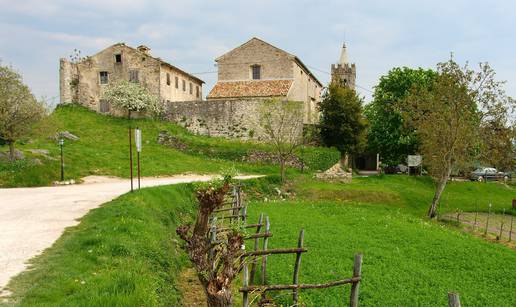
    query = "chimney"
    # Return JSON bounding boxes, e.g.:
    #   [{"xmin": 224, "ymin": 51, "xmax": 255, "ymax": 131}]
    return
[{"xmin": 137, "ymin": 45, "xmax": 151, "ymax": 55}]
